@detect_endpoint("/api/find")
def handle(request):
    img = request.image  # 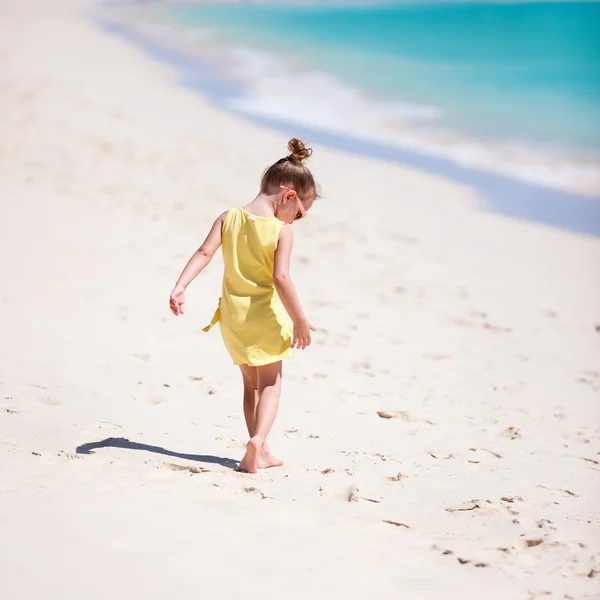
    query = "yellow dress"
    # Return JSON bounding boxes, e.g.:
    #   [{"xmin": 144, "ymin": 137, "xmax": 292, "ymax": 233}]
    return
[{"xmin": 203, "ymin": 208, "xmax": 293, "ymax": 366}]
